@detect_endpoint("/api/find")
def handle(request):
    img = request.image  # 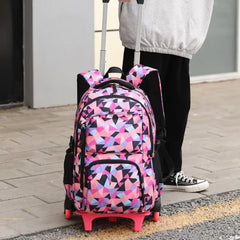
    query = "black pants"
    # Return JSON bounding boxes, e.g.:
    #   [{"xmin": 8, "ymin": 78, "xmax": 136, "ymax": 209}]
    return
[{"xmin": 122, "ymin": 48, "xmax": 191, "ymax": 174}]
